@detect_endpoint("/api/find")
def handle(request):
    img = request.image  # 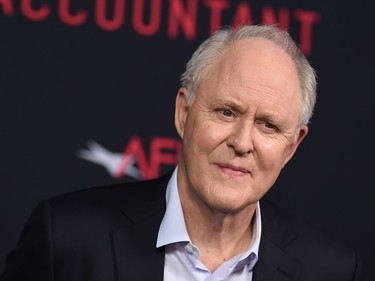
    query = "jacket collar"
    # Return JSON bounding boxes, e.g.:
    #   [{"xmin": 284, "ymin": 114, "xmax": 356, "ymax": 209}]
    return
[{"xmin": 253, "ymin": 199, "xmax": 302, "ymax": 281}]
